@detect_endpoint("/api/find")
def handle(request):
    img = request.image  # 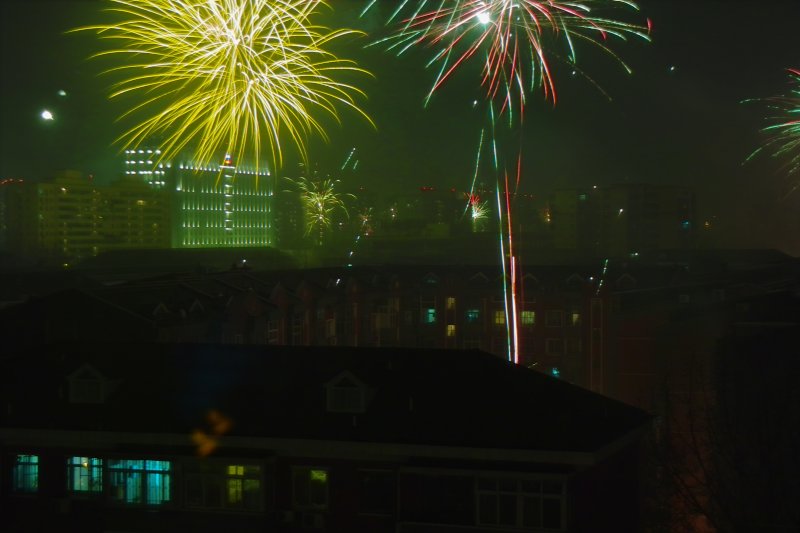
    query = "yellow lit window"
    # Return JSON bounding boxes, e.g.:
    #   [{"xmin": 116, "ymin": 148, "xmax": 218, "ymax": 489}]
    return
[
  {"xmin": 571, "ymin": 312, "xmax": 581, "ymax": 326},
  {"xmin": 446, "ymin": 324, "xmax": 456, "ymax": 337},
  {"xmin": 446, "ymin": 297, "xmax": 456, "ymax": 310},
  {"xmin": 494, "ymin": 310, "xmax": 506, "ymax": 325},
  {"xmin": 521, "ymin": 311, "xmax": 535, "ymax": 326}
]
